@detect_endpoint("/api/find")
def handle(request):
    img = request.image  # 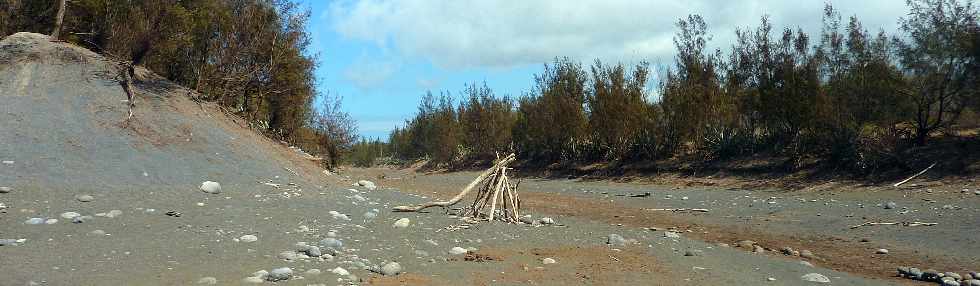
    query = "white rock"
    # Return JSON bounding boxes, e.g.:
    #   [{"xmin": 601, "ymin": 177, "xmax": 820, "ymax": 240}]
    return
[
  {"xmin": 320, "ymin": 238, "xmax": 343, "ymax": 249},
  {"xmin": 44, "ymin": 219, "xmax": 58, "ymax": 224},
  {"xmin": 306, "ymin": 269, "xmax": 321, "ymax": 275},
  {"xmin": 239, "ymin": 235, "xmax": 258, "ymax": 243},
  {"xmin": 105, "ymin": 210, "xmax": 123, "ymax": 218},
  {"xmin": 539, "ymin": 217, "xmax": 555, "ymax": 224},
  {"xmin": 200, "ymin": 181, "xmax": 221, "ymax": 194},
  {"xmin": 330, "ymin": 267, "xmax": 349, "ymax": 276},
  {"xmin": 542, "ymin": 258, "xmax": 557, "ymax": 264},
  {"xmin": 242, "ymin": 277, "xmax": 264, "ymax": 284},
  {"xmin": 352, "ymin": 194, "xmax": 367, "ymax": 202},
  {"xmin": 357, "ymin": 180, "xmax": 377, "ymax": 190},
  {"xmin": 875, "ymin": 248, "xmax": 889, "ymax": 254},
  {"xmin": 449, "ymin": 247, "xmax": 468, "ymax": 255},
  {"xmin": 664, "ymin": 231, "xmax": 681, "ymax": 239},
  {"xmin": 801, "ymin": 273, "xmax": 831, "ymax": 283},
  {"xmin": 24, "ymin": 218, "xmax": 45, "ymax": 225},
  {"xmin": 380, "ymin": 262, "xmax": 402, "ymax": 276},
  {"xmin": 392, "ymin": 218, "xmax": 411, "ymax": 228},
  {"xmin": 196, "ymin": 277, "xmax": 217, "ymax": 285},
  {"xmin": 60, "ymin": 212, "xmax": 81, "ymax": 219},
  {"xmin": 1, "ymin": 160, "xmax": 13, "ymax": 164},
  {"xmin": 0, "ymin": 187, "xmax": 11, "ymax": 193}
]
